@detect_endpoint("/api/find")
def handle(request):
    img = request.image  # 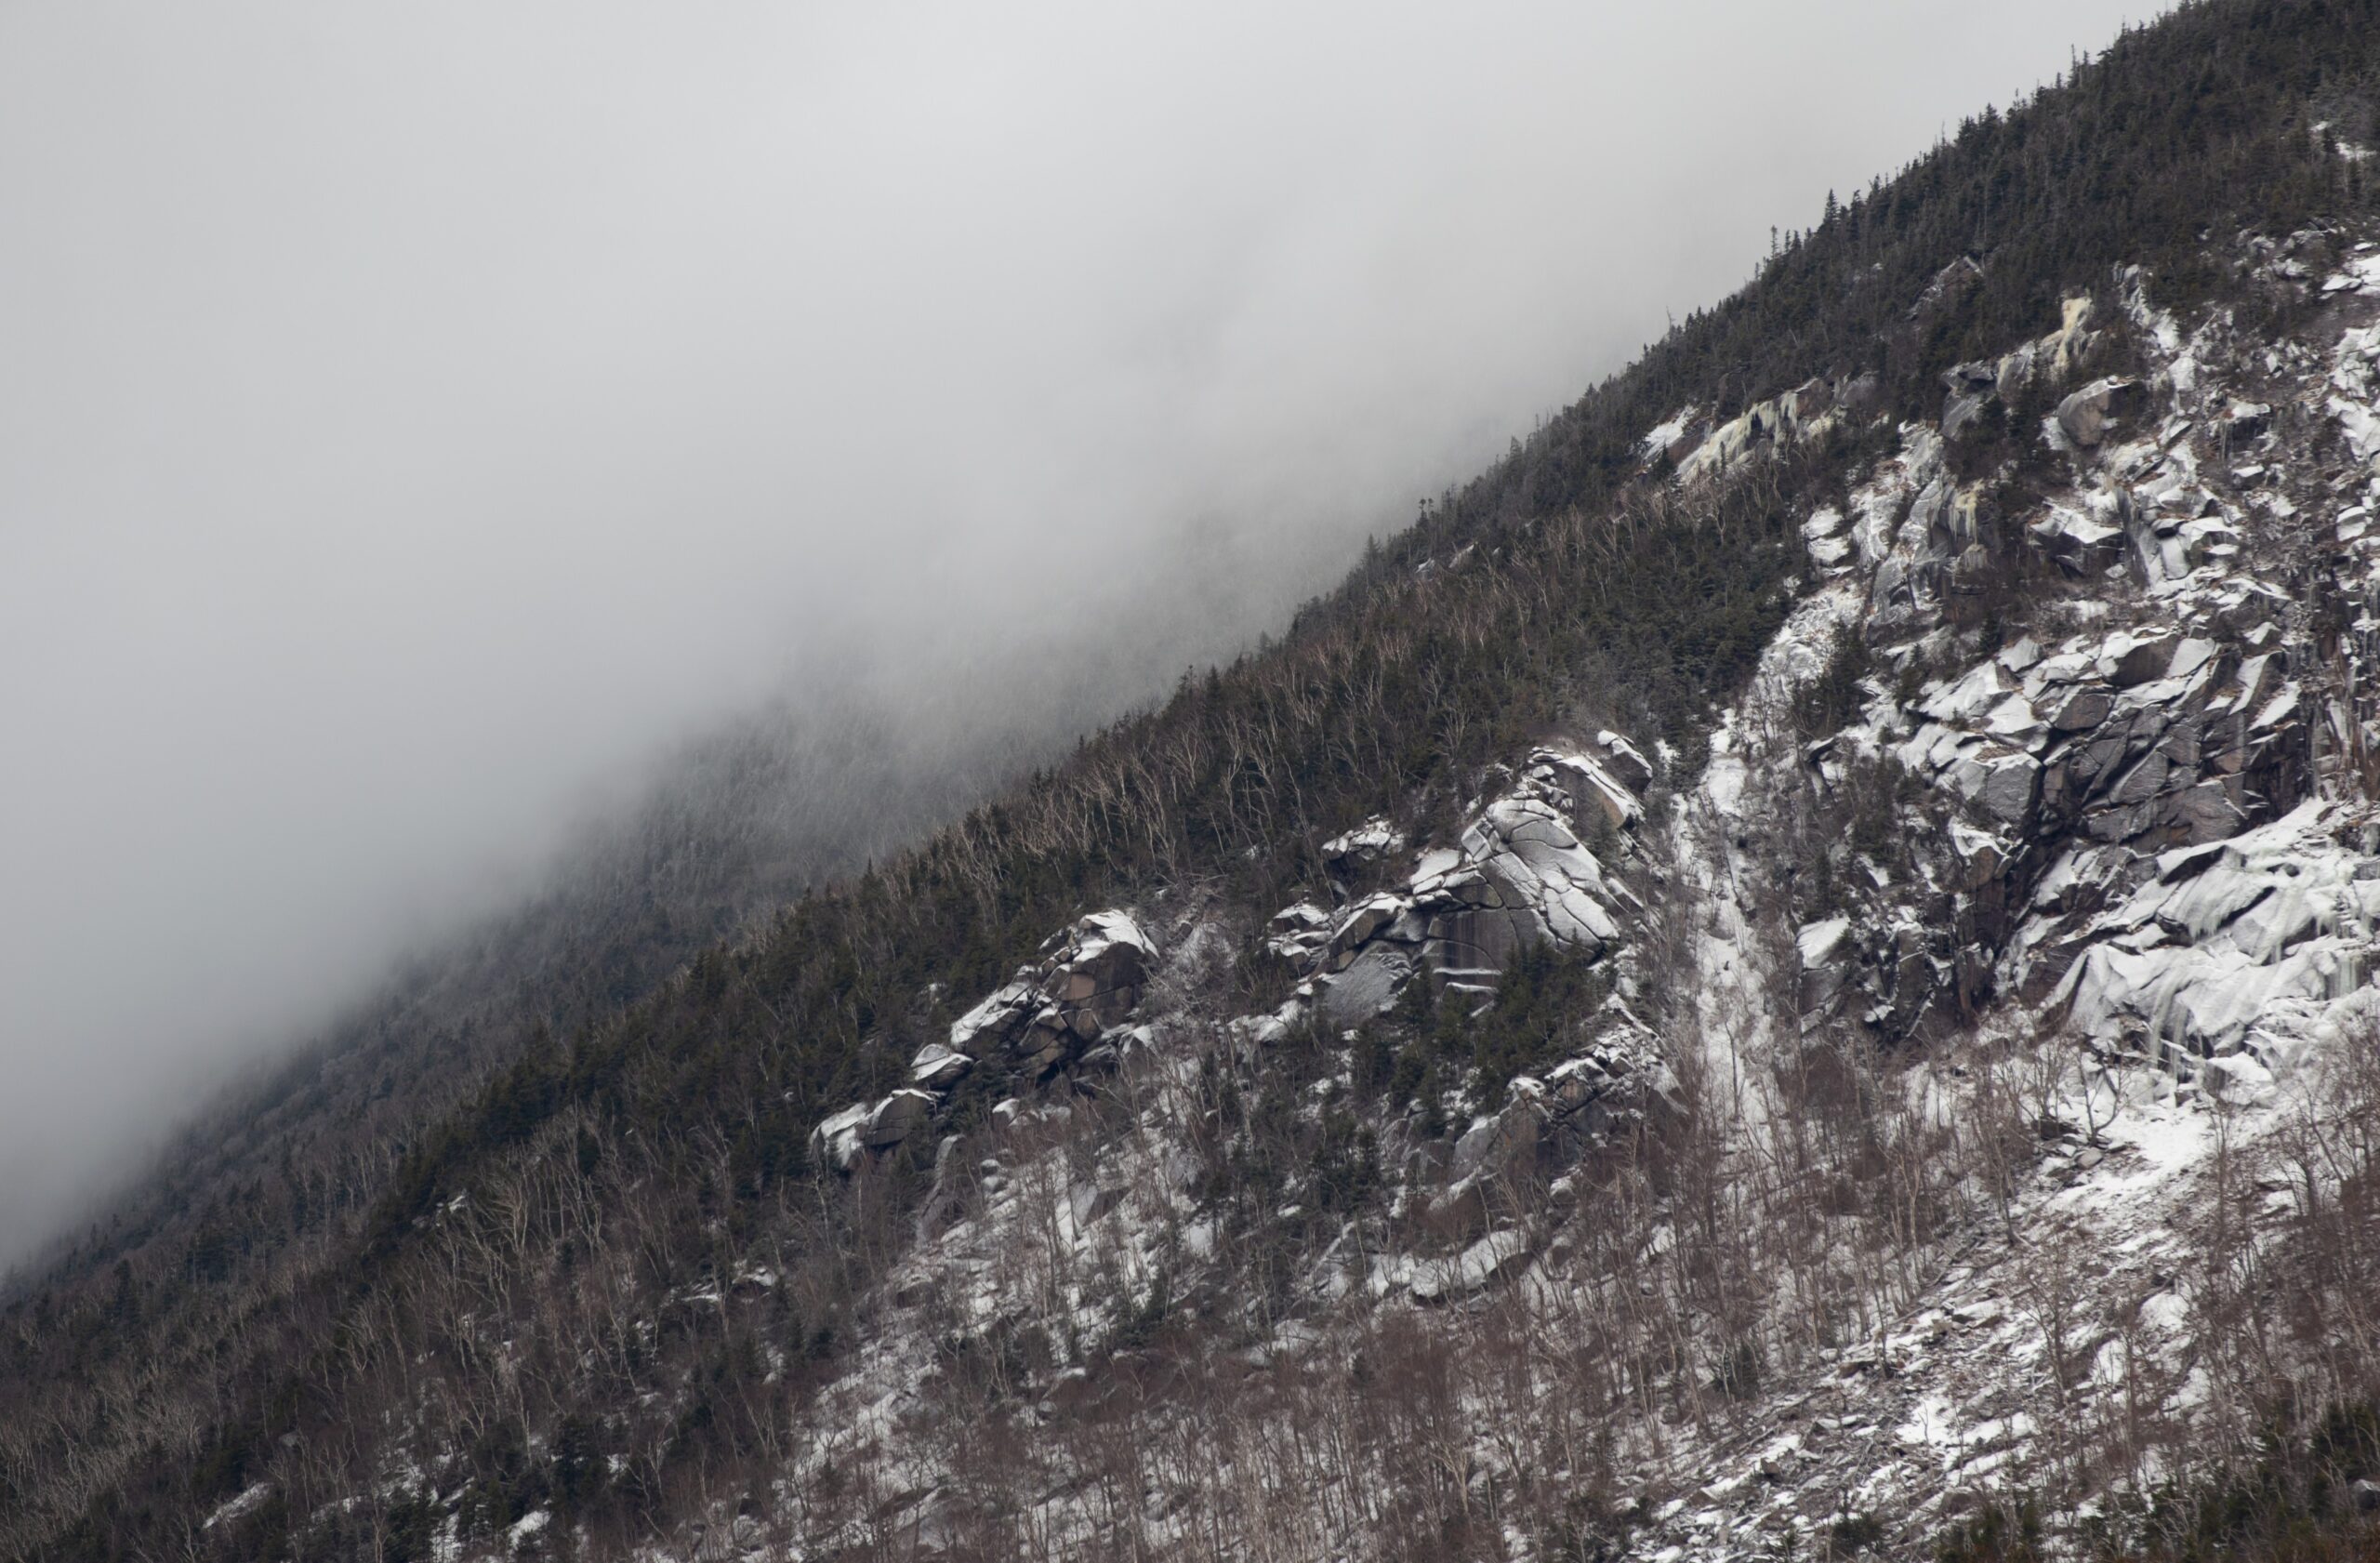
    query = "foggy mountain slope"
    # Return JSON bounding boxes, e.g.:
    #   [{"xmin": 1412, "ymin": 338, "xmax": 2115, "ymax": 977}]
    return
[
  {"xmin": 13, "ymin": 2, "xmax": 2380, "ymax": 1559},
  {"xmin": 0, "ymin": 589, "xmax": 1316, "ymax": 1319},
  {"xmin": 0, "ymin": 697, "xmax": 984, "ymax": 1273},
  {"xmin": 0, "ymin": 401, "xmax": 1424, "ymax": 1283},
  {"xmin": 0, "ymin": 417, "xmax": 1448, "ymax": 1278},
  {"xmin": 0, "ymin": 0, "xmax": 2190, "ymax": 1292}
]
